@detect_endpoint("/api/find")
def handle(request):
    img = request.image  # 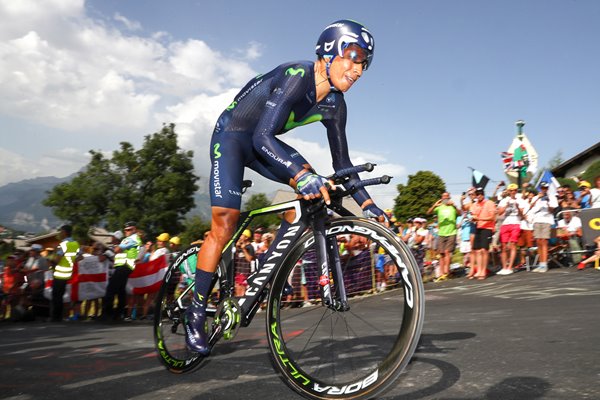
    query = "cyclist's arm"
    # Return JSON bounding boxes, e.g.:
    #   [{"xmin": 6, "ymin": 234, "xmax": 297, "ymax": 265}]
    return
[
  {"xmin": 252, "ymin": 66, "xmax": 312, "ymax": 182},
  {"xmin": 322, "ymin": 97, "xmax": 372, "ymax": 208}
]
